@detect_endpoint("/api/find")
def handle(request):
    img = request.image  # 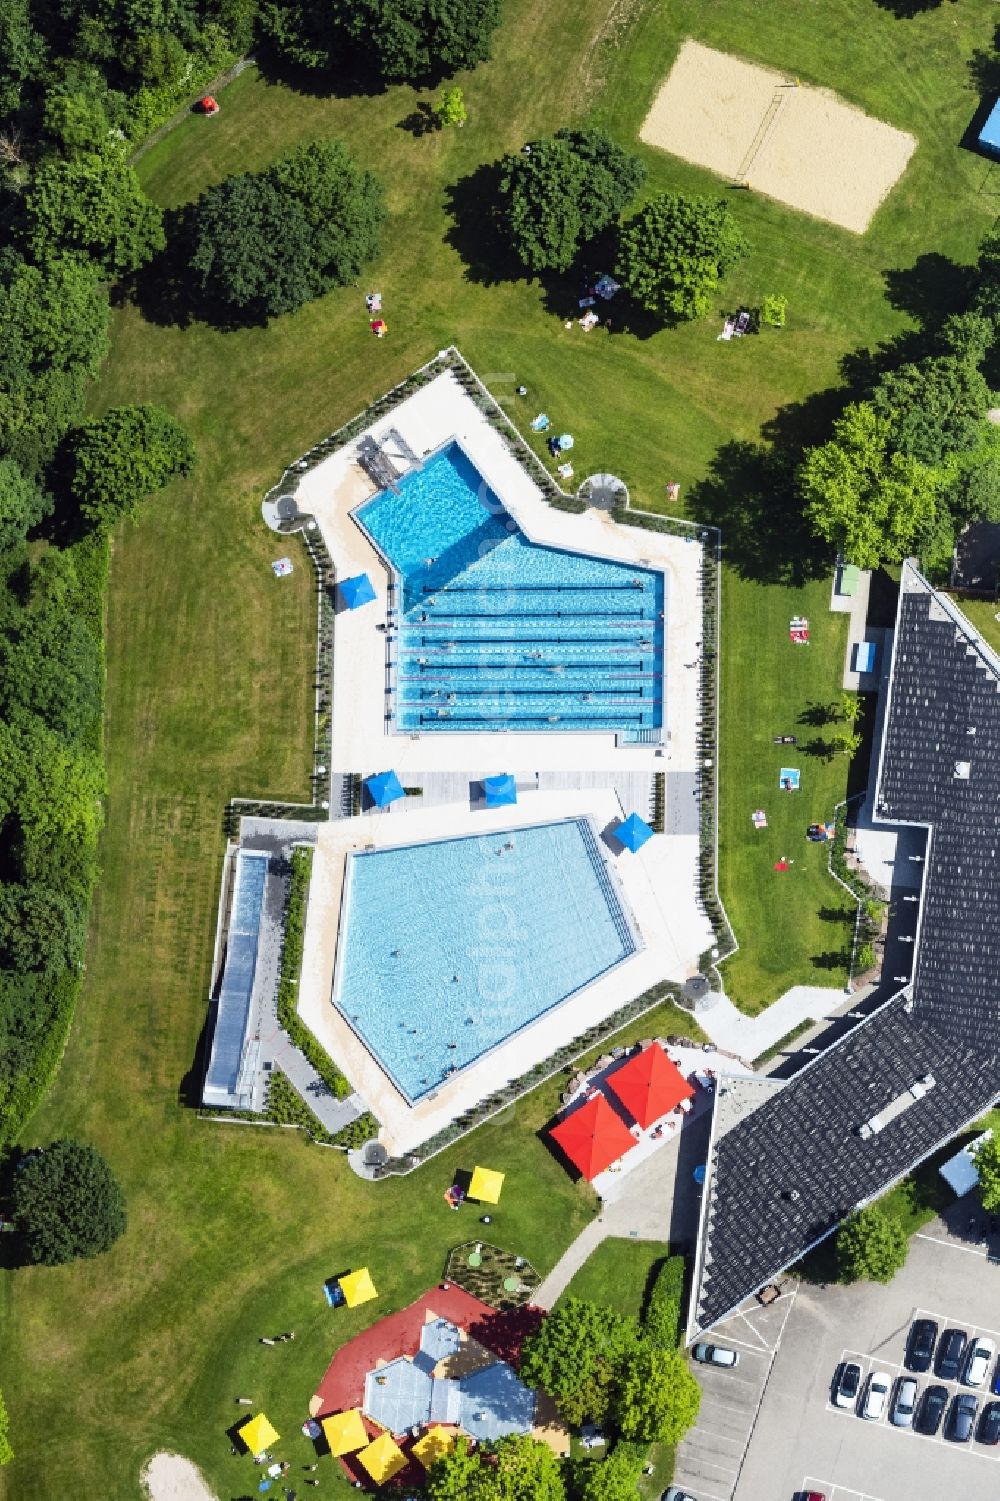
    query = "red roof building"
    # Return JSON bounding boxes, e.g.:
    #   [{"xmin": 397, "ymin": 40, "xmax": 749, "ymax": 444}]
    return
[
  {"xmin": 605, "ymin": 1043, "xmax": 694, "ymax": 1129},
  {"xmin": 548, "ymin": 1093, "xmax": 637, "ymax": 1180}
]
